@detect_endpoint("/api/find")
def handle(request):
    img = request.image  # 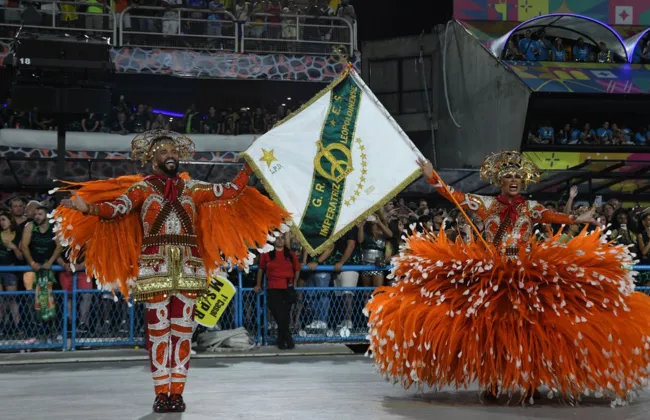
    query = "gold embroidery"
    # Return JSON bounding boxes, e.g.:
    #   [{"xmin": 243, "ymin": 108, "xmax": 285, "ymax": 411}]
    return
[
  {"xmin": 132, "ymin": 275, "xmax": 208, "ymax": 300},
  {"xmin": 88, "ymin": 204, "xmax": 99, "ymax": 216},
  {"xmin": 189, "ymin": 182, "xmax": 213, "ymax": 193}
]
